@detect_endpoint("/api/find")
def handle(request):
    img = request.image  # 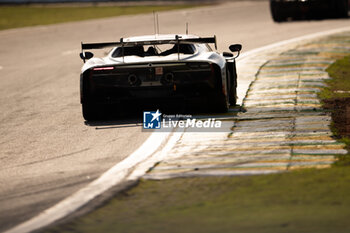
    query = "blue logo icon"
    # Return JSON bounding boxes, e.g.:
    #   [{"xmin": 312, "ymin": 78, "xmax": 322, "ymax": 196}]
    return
[{"xmin": 143, "ymin": 110, "xmax": 162, "ymax": 129}]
